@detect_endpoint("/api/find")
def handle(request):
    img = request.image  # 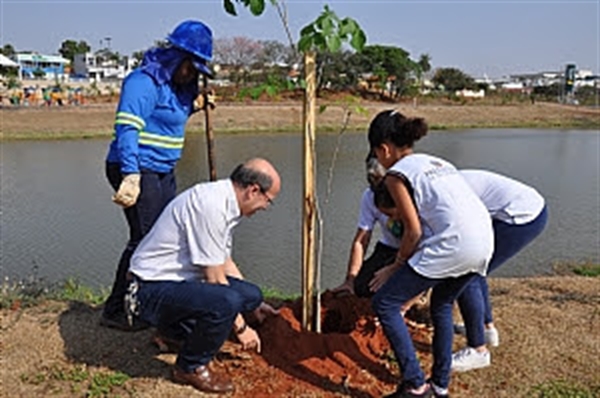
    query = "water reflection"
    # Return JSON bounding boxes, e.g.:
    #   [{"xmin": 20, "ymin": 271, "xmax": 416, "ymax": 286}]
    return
[{"xmin": 1, "ymin": 130, "xmax": 598, "ymax": 294}]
